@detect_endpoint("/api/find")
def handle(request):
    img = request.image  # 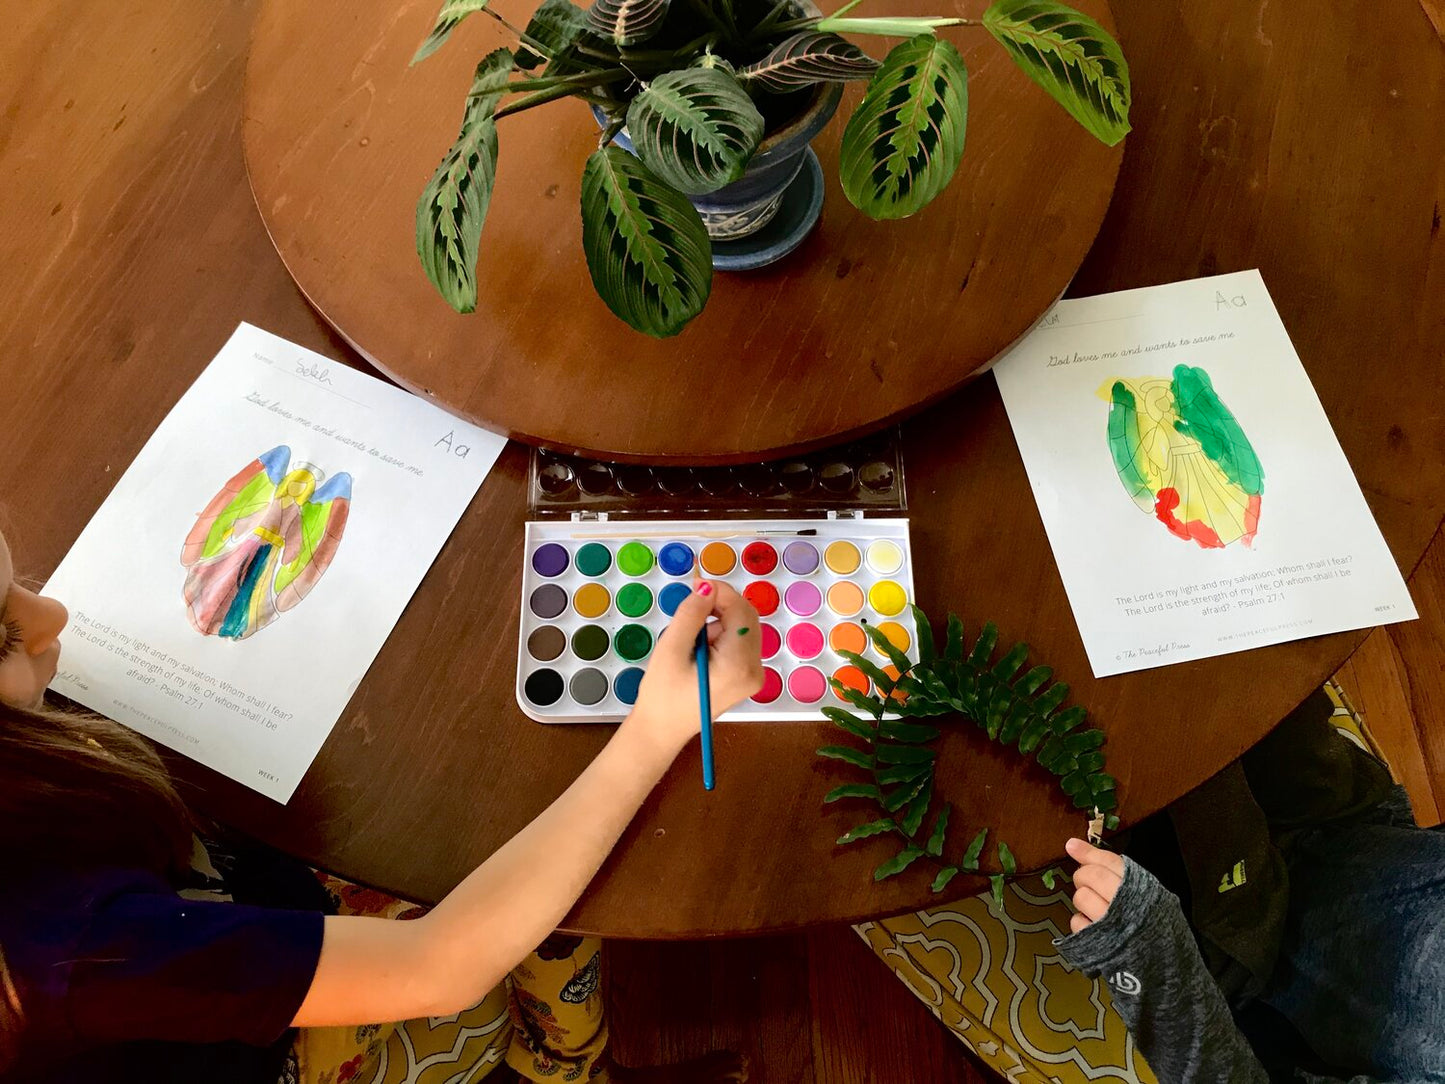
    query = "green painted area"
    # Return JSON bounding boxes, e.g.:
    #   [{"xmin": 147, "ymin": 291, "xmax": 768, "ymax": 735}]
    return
[
  {"xmin": 1105, "ymin": 382, "xmax": 1151, "ymax": 500},
  {"xmin": 617, "ymin": 541, "xmax": 655, "ymax": 577},
  {"xmin": 575, "ymin": 542, "xmax": 612, "ymax": 577},
  {"xmin": 615, "ymin": 622, "xmax": 654, "ymax": 662},
  {"xmin": 276, "ymin": 501, "xmax": 325, "ymax": 594},
  {"xmin": 1170, "ymin": 365, "xmax": 1264, "ymax": 496},
  {"xmin": 203, "ymin": 473, "xmax": 274, "ymax": 558},
  {"xmin": 617, "ymin": 582, "xmax": 654, "ymax": 618}
]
